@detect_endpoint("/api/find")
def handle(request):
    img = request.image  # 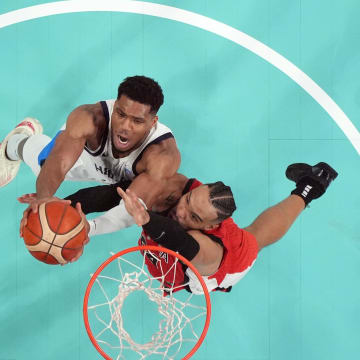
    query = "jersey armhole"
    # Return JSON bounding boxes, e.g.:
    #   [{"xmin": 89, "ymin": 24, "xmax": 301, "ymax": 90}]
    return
[
  {"xmin": 84, "ymin": 101, "xmax": 110, "ymax": 157},
  {"xmin": 131, "ymin": 132, "xmax": 174, "ymax": 176}
]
